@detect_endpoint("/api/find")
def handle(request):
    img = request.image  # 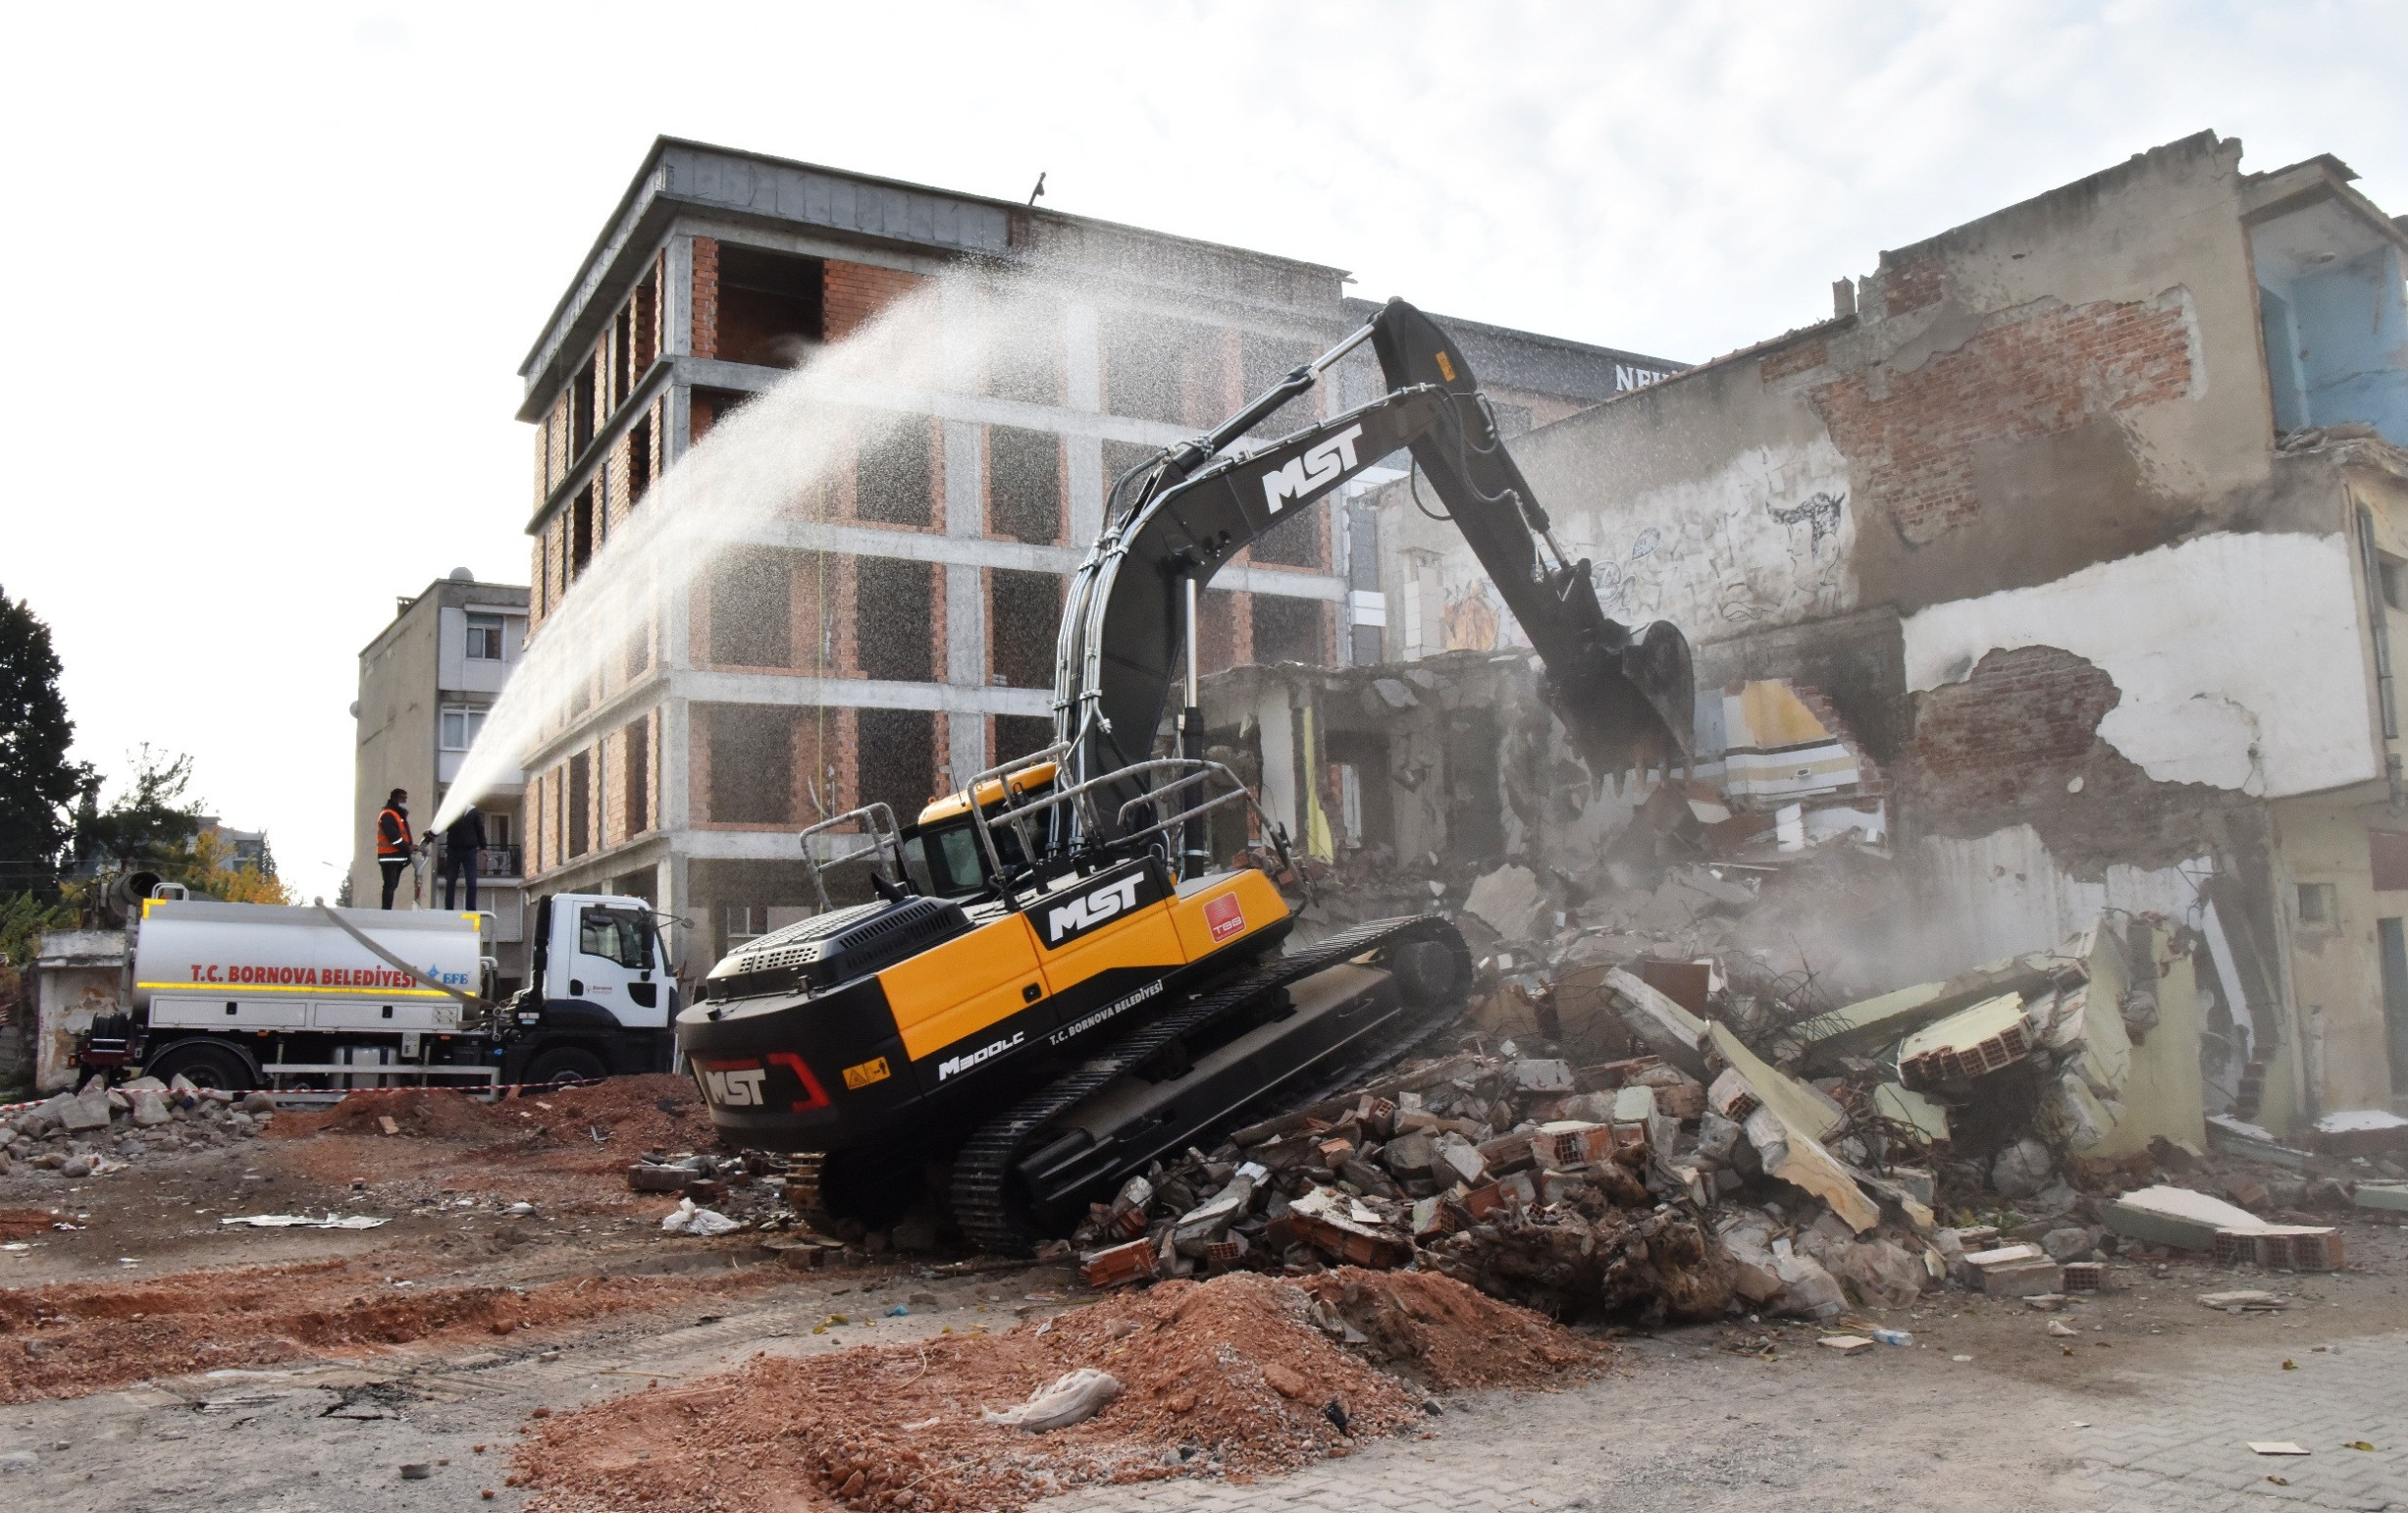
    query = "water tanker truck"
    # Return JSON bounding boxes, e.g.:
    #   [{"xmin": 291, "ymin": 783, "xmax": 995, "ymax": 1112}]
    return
[{"xmin": 76, "ymin": 888, "xmax": 677, "ymax": 1091}]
